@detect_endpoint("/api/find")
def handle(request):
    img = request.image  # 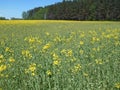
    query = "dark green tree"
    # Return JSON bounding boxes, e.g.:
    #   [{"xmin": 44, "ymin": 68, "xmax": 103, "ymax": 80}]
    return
[
  {"xmin": 0, "ymin": 17, "xmax": 6, "ymax": 20},
  {"xmin": 22, "ymin": 0, "xmax": 120, "ymax": 20}
]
